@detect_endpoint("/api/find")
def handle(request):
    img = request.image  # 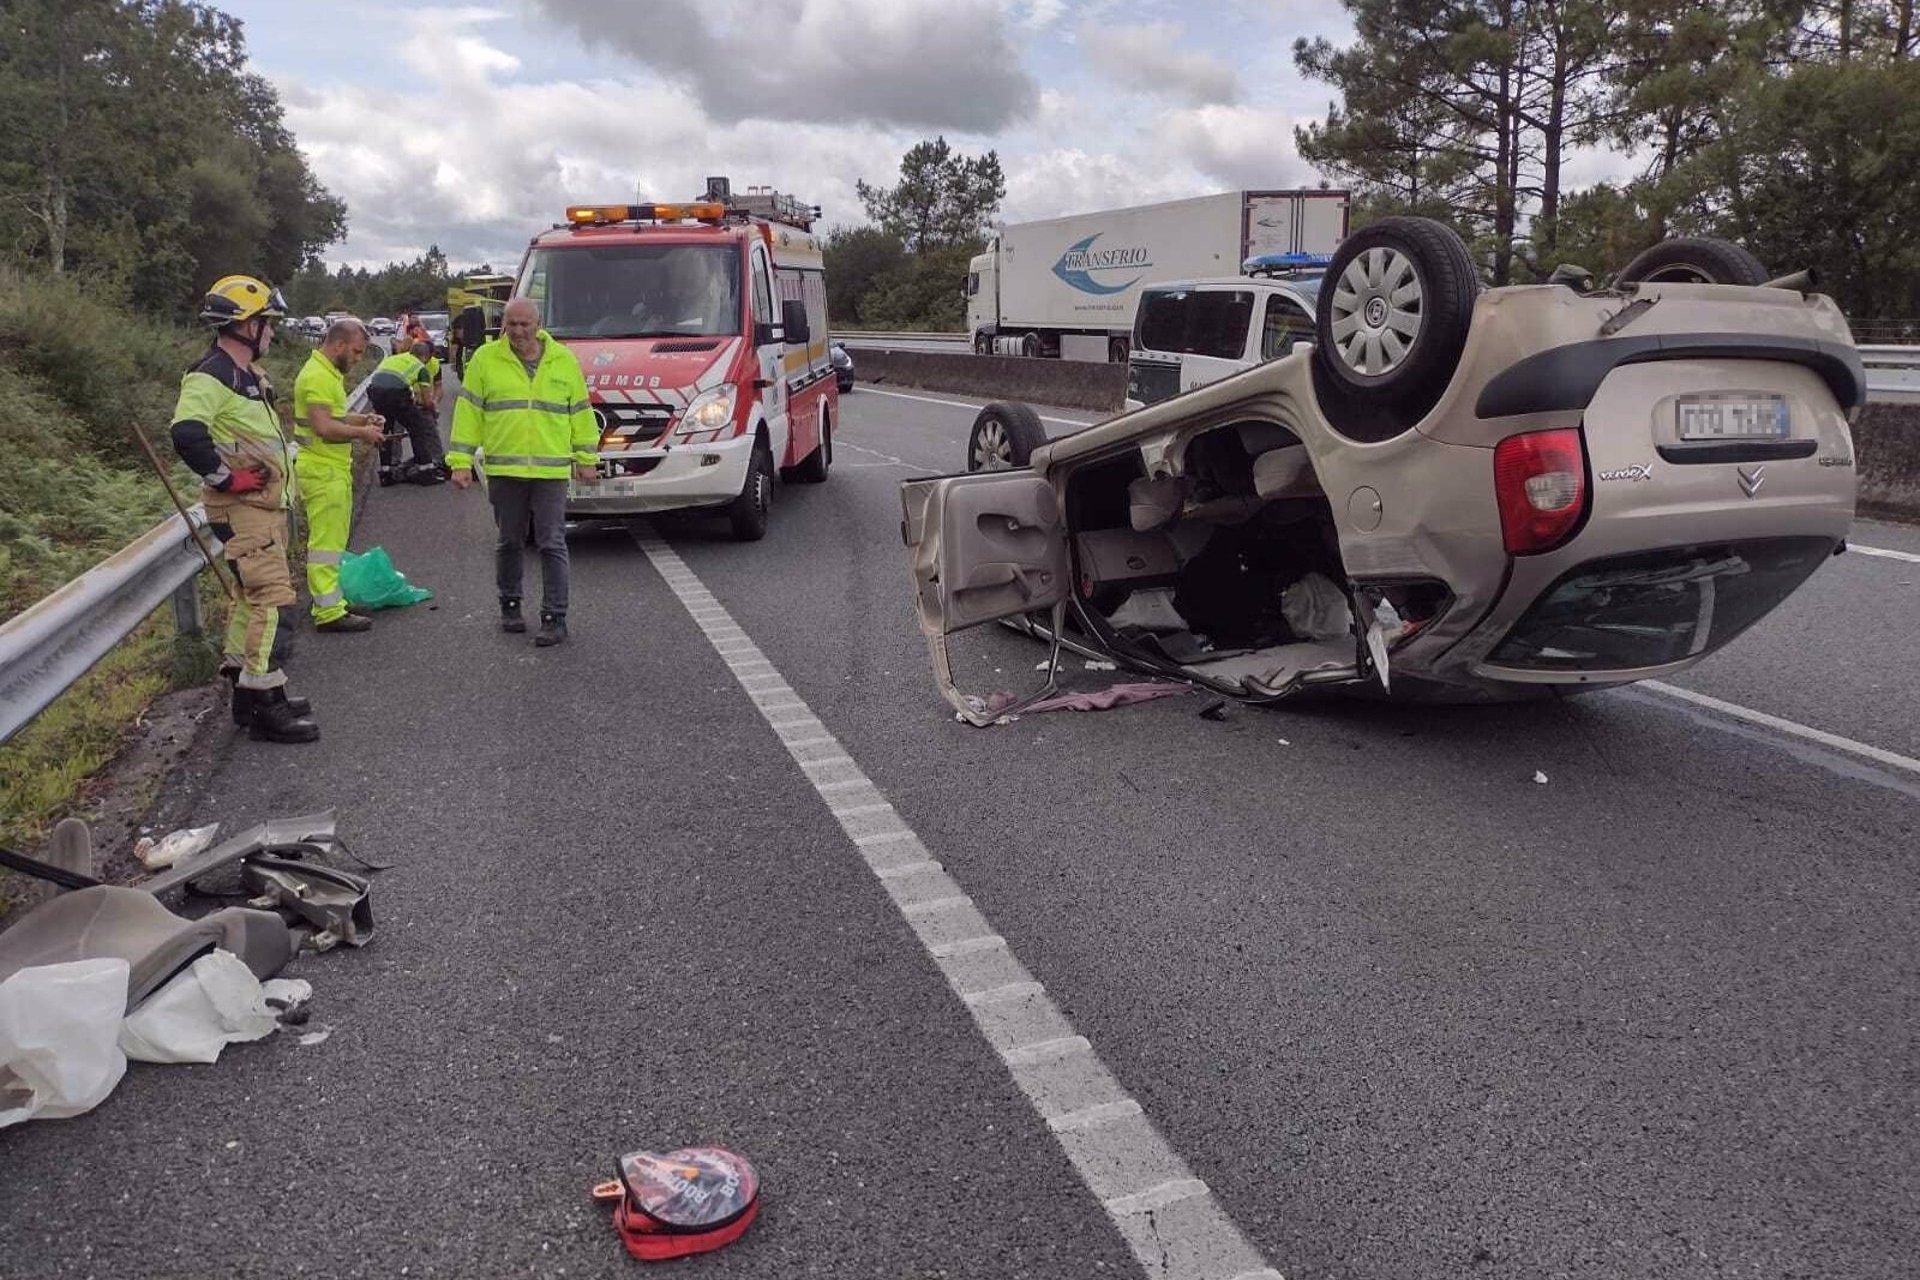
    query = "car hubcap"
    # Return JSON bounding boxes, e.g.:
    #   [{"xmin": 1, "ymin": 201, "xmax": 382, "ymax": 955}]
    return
[
  {"xmin": 1330, "ymin": 246, "xmax": 1424, "ymax": 377},
  {"xmin": 973, "ymin": 420, "xmax": 1012, "ymax": 471}
]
